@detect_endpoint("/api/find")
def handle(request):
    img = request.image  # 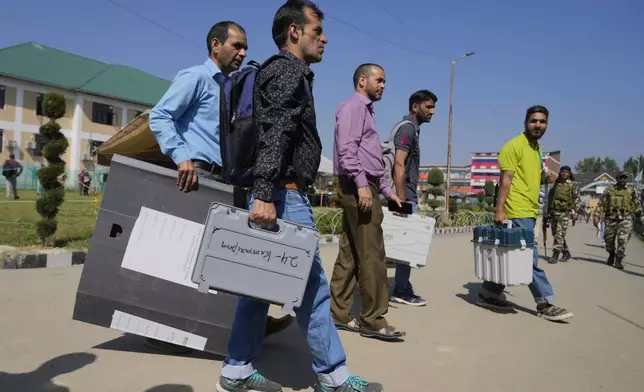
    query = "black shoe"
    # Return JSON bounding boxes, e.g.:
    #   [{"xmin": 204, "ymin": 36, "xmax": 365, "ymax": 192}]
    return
[
  {"xmin": 390, "ymin": 291, "xmax": 427, "ymax": 306},
  {"xmin": 607, "ymin": 252, "xmax": 615, "ymax": 266},
  {"xmin": 265, "ymin": 315, "xmax": 295, "ymax": 337},
  {"xmin": 614, "ymin": 257, "xmax": 624, "ymax": 270},
  {"xmin": 561, "ymin": 251, "xmax": 571, "ymax": 262},
  {"xmin": 476, "ymin": 293, "xmax": 513, "ymax": 310},
  {"xmin": 549, "ymin": 250, "xmax": 560, "ymax": 264}
]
